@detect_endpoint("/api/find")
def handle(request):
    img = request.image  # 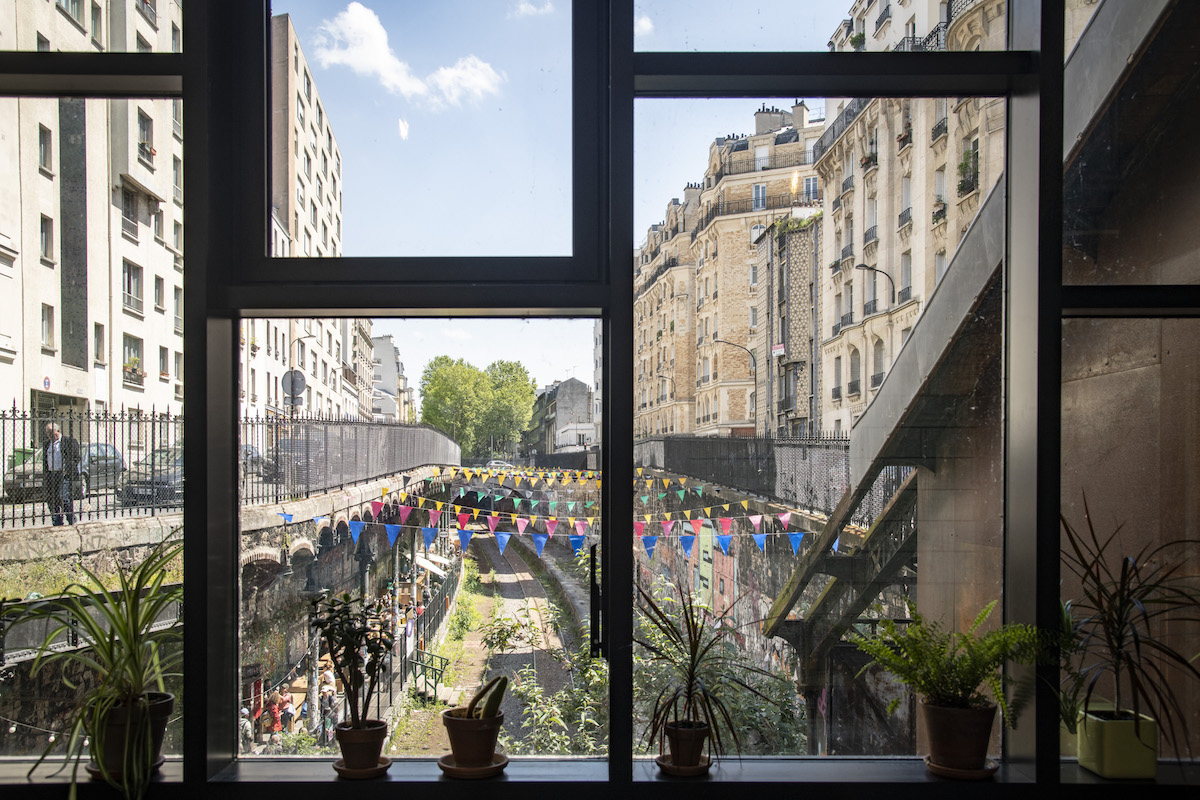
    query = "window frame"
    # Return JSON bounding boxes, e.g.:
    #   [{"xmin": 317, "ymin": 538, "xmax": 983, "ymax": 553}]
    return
[{"xmin": 5, "ymin": 0, "xmax": 1166, "ymax": 791}]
